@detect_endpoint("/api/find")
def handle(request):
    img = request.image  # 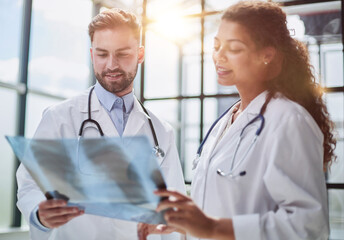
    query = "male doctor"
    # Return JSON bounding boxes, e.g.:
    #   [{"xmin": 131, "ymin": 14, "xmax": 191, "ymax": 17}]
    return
[{"xmin": 16, "ymin": 8, "xmax": 185, "ymax": 240}]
